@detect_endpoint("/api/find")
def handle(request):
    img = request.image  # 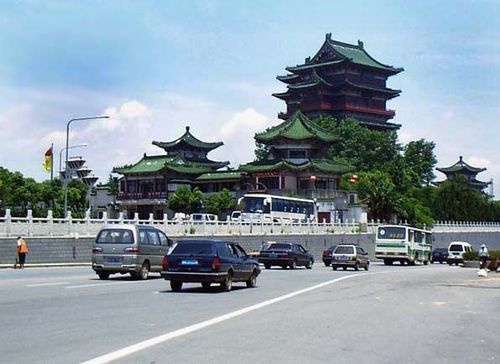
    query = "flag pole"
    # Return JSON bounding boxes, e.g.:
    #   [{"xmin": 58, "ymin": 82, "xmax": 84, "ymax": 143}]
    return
[{"xmin": 50, "ymin": 143, "xmax": 54, "ymax": 182}]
